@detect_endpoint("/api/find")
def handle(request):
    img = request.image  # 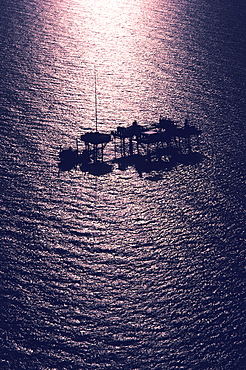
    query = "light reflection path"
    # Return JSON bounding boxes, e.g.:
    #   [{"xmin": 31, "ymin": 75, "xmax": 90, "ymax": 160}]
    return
[{"xmin": 41, "ymin": 0, "xmax": 192, "ymax": 133}]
